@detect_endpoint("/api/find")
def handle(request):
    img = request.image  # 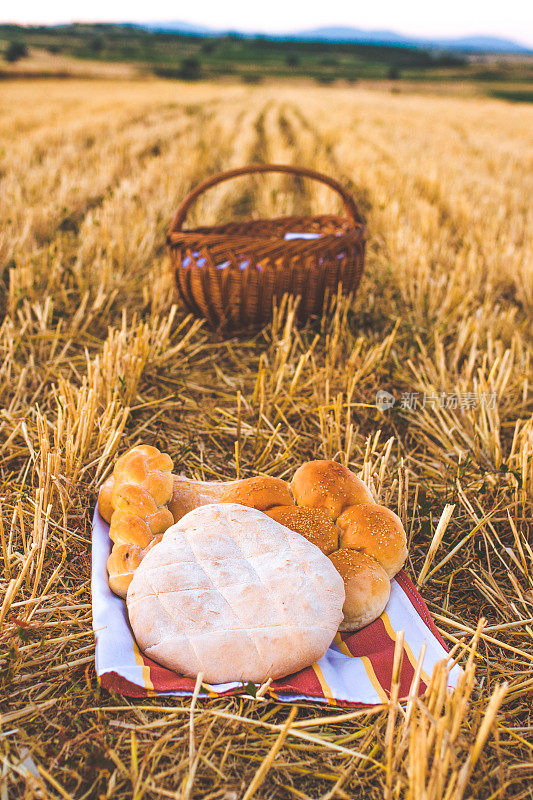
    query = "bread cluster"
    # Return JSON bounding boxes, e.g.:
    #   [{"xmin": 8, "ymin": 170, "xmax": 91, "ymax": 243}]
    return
[
  {"xmin": 267, "ymin": 460, "xmax": 407, "ymax": 630},
  {"xmin": 100, "ymin": 448, "xmax": 407, "ymax": 631}
]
